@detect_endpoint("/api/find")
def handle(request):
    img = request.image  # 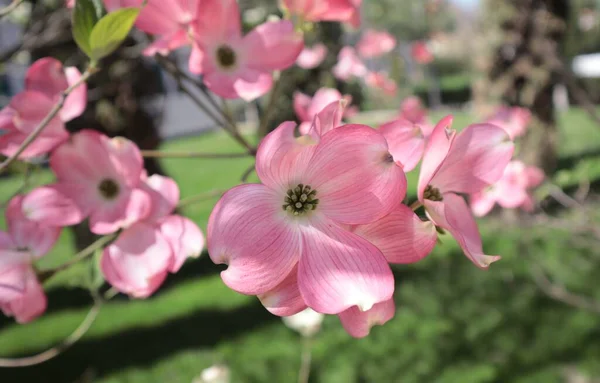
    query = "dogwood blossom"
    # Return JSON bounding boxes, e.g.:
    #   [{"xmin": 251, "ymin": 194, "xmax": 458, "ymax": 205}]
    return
[
  {"xmin": 189, "ymin": 0, "xmax": 303, "ymax": 100},
  {"xmin": 417, "ymin": 116, "xmax": 514, "ymax": 268},
  {"xmin": 0, "ymin": 58, "xmax": 87, "ymax": 158}
]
